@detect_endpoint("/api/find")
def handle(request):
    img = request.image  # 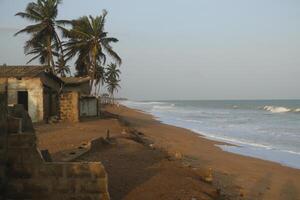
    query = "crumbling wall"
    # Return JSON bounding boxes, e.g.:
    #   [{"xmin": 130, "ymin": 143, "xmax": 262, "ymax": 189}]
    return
[
  {"xmin": 6, "ymin": 133, "xmax": 110, "ymax": 200},
  {"xmin": 4, "ymin": 77, "xmax": 44, "ymax": 123},
  {"xmin": 0, "ymin": 81, "xmax": 8, "ymax": 198},
  {"xmin": 60, "ymin": 91, "xmax": 79, "ymax": 122}
]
